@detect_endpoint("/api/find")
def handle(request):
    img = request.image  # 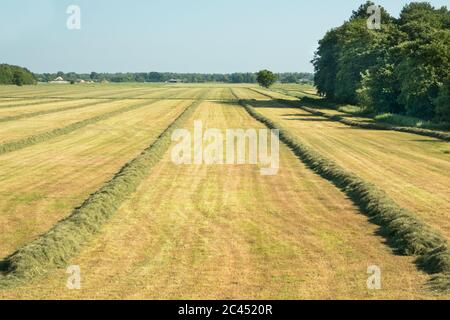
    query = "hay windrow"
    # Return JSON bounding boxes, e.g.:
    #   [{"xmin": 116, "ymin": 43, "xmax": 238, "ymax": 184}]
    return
[
  {"xmin": 0, "ymin": 100, "xmax": 200, "ymax": 288},
  {"xmin": 0, "ymin": 99, "xmax": 110, "ymax": 123},
  {"xmin": 256, "ymin": 88, "xmax": 450, "ymax": 142},
  {"xmin": 0, "ymin": 99, "xmax": 161, "ymax": 156},
  {"xmin": 0, "ymin": 98, "xmax": 66, "ymax": 110},
  {"xmin": 298, "ymin": 104, "xmax": 450, "ymax": 142},
  {"xmin": 241, "ymin": 100, "xmax": 450, "ymax": 292}
]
